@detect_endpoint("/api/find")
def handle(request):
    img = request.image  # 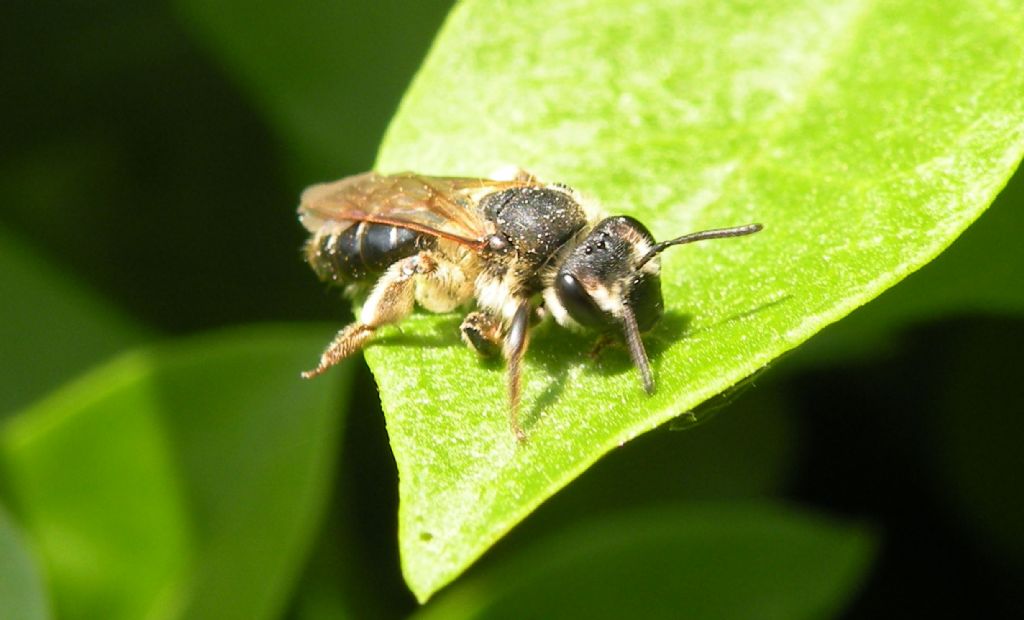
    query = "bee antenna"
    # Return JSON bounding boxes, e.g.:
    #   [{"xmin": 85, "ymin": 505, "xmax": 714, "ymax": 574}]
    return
[{"xmin": 636, "ymin": 223, "xmax": 763, "ymax": 269}]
